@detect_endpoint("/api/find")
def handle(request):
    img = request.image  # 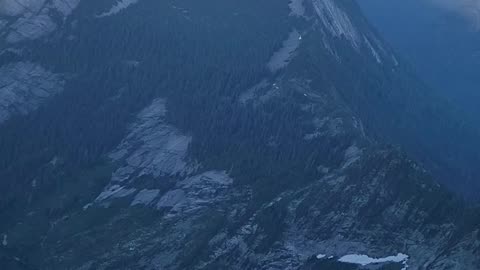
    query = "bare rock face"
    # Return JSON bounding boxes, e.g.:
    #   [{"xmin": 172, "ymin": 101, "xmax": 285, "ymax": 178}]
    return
[
  {"xmin": 0, "ymin": 0, "xmax": 46, "ymax": 17},
  {"xmin": 6, "ymin": 14, "xmax": 57, "ymax": 43},
  {"xmin": 52, "ymin": 0, "xmax": 81, "ymax": 16},
  {"xmin": 108, "ymin": 99, "xmax": 193, "ymax": 181},
  {"xmin": 0, "ymin": 0, "xmax": 80, "ymax": 43},
  {"xmin": 0, "ymin": 62, "xmax": 63, "ymax": 123},
  {"xmin": 97, "ymin": 0, "xmax": 139, "ymax": 17},
  {"xmin": 0, "ymin": 0, "xmax": 77, "ymax": 125}
]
